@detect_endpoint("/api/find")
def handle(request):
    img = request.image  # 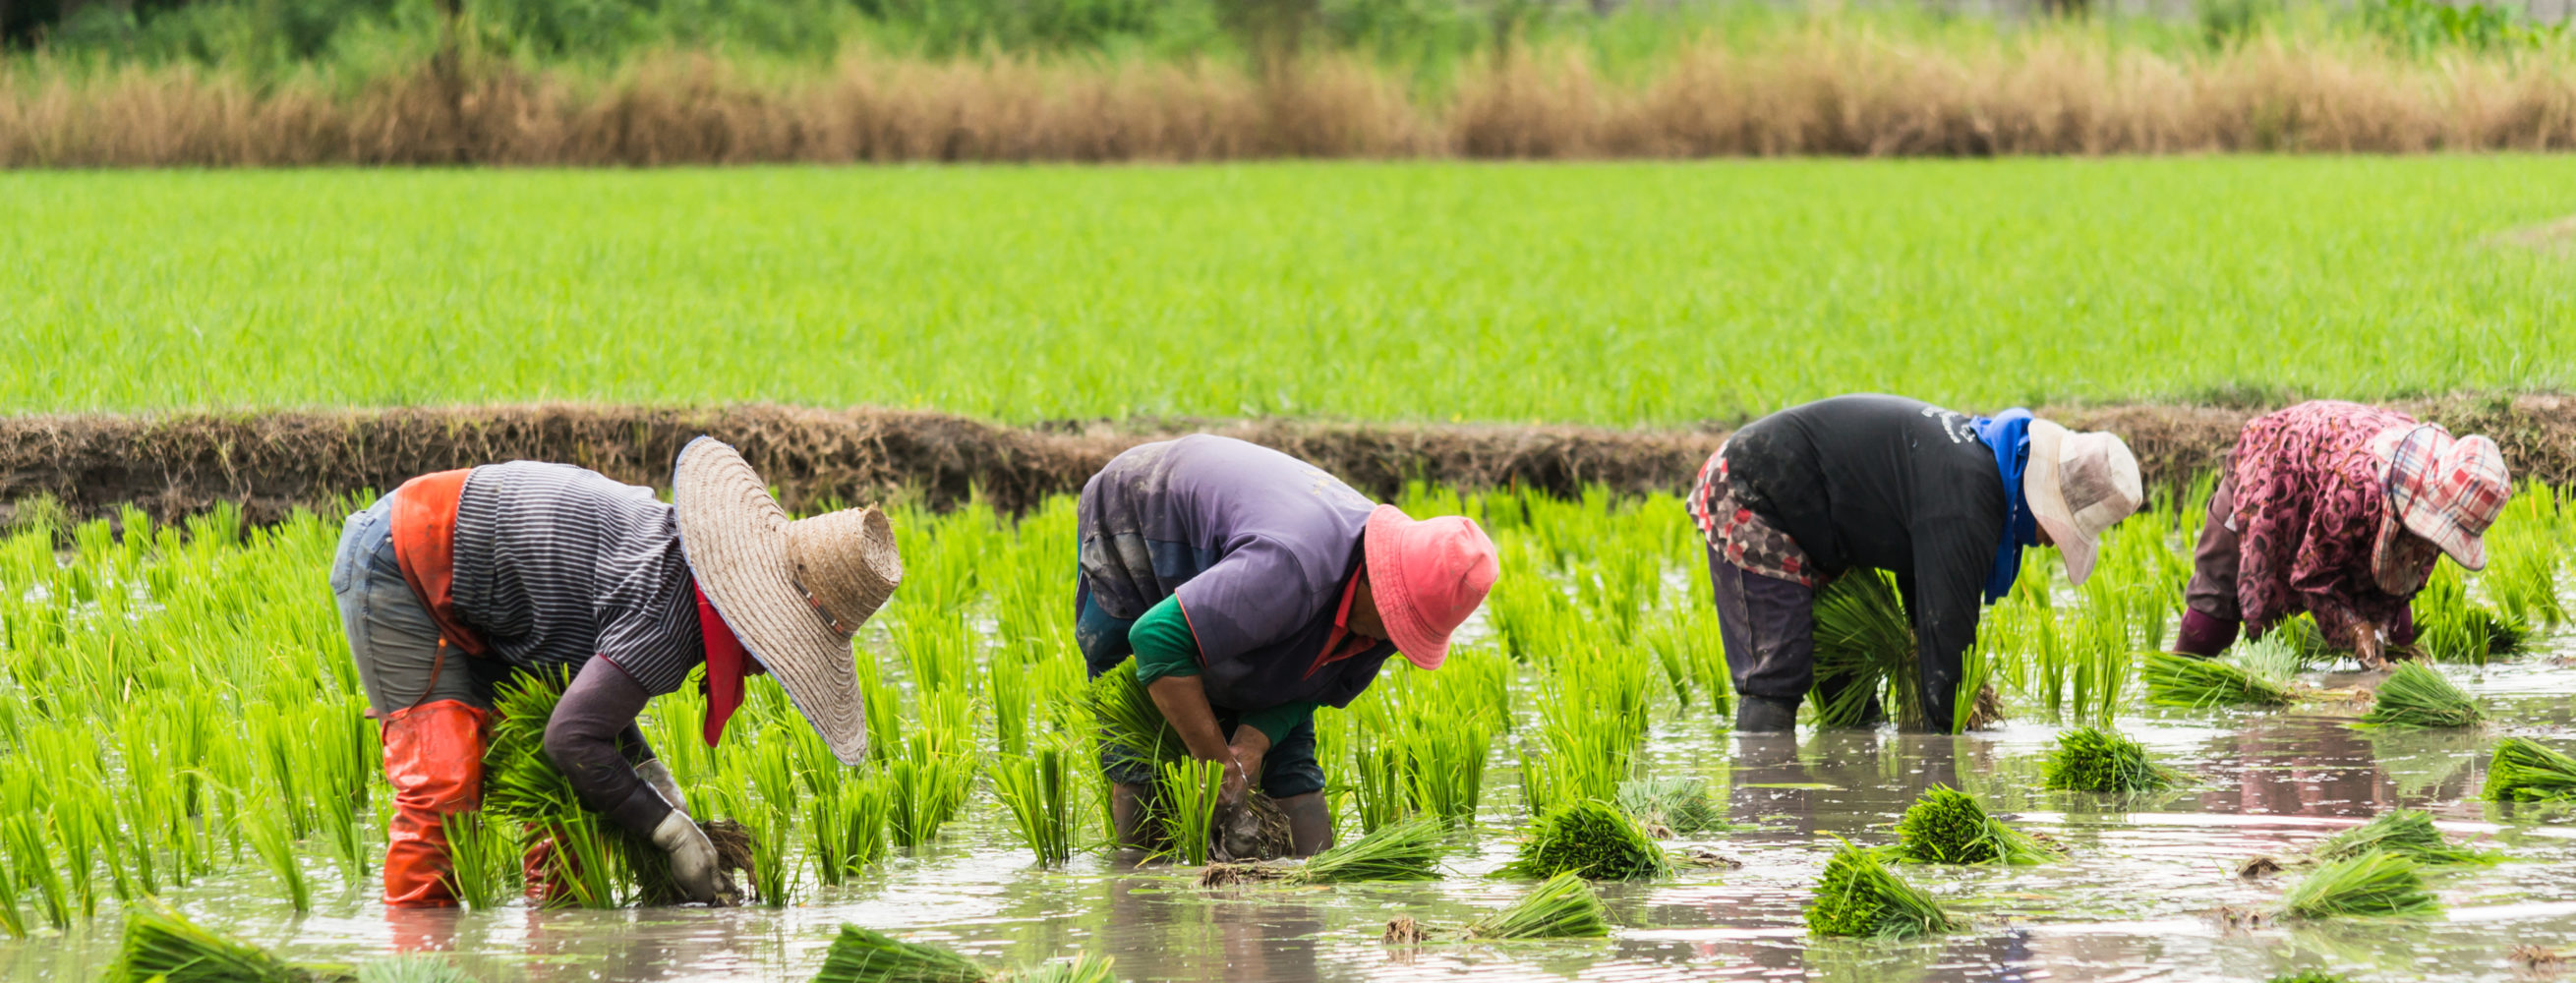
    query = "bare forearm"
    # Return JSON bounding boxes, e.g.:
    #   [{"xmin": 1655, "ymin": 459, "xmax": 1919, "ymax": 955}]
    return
[{"xmin": 1145, "ymin": 674, "xmax": 1234, "ymax": 764}]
